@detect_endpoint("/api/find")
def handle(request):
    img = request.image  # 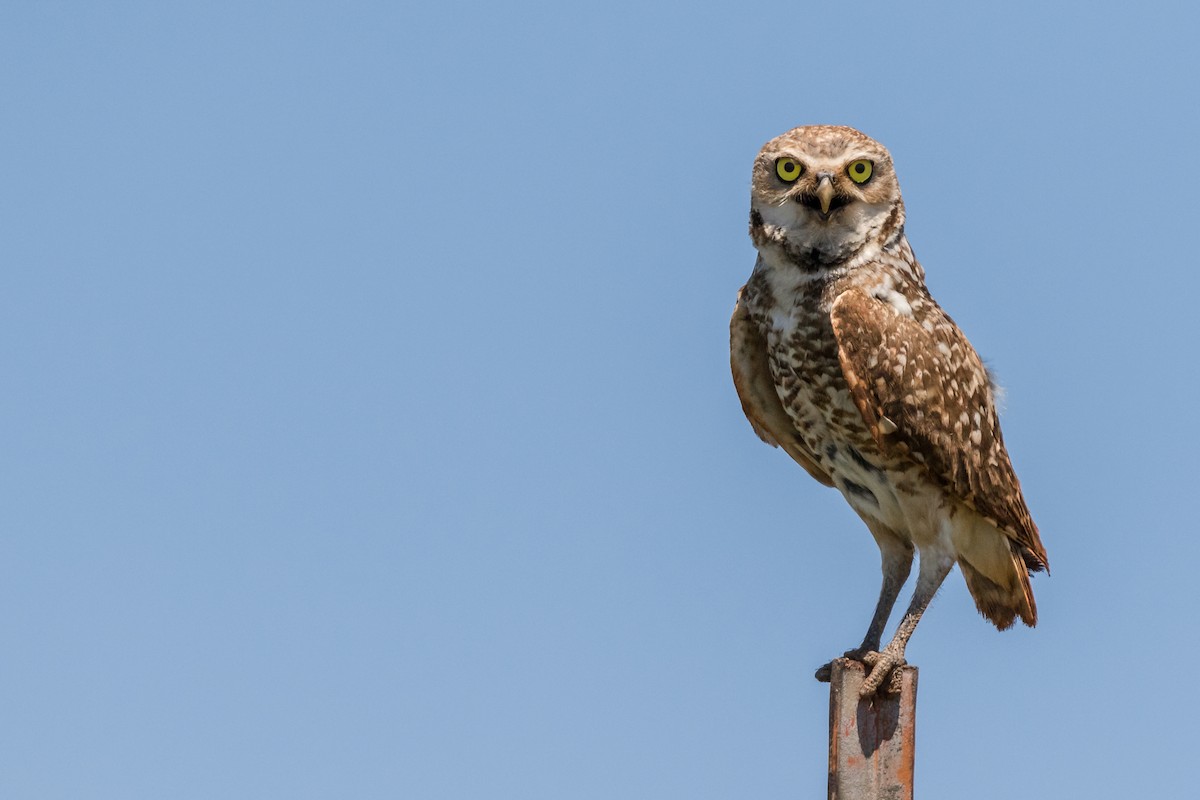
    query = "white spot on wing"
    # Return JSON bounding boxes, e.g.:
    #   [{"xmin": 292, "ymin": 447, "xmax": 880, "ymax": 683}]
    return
[{"xmin": 884, "ymin": 290, "xmax": 913, "ymax": 317}]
